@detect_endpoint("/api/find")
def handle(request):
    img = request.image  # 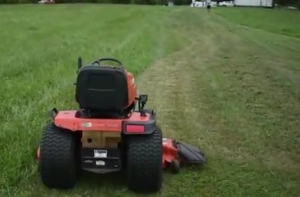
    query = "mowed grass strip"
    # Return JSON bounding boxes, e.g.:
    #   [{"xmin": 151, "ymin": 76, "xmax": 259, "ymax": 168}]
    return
[
  {"xmin": 138, "ymin": 8, "xmax": 300, "ymax": 197},
  {"xmin": 1, "ymin": 5, "xmax": 300, "ymax": 197}
]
